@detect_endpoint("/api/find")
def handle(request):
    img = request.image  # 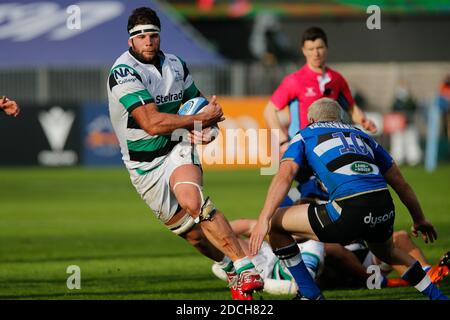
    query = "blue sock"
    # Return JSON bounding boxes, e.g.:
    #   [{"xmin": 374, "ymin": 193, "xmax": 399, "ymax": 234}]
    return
[
  {"xmin": 422, "ymin": 265, "xmax": 431, "ymax": 273},
  {"xmin": 420, "ymin": 282, "xmax": 449, "ymax": 300},
  {"xmin": 380, "ymin": 275, "xmax": 388, "ymax": 288},
  {"xmin": 402, "ymin": 261, "xmax": 449, "ymax": 300},
  {"xmin": 274, "ymin": 243, "xmax": 322, "ymax": 299},
  {"xmin": 301, "ymin": 252, "xmax": 320, "ymax": 279}
]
